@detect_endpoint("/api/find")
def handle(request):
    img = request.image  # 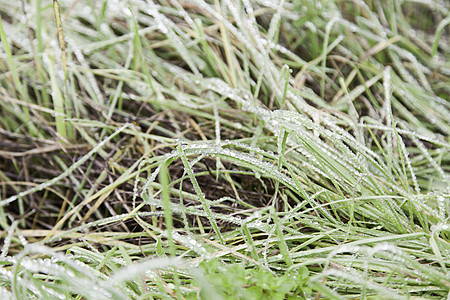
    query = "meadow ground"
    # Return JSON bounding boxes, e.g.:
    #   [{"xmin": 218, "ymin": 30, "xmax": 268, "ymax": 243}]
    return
[{"xmin": 0, "ymin": 0, "xmax": 449, "ymax": 299}]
